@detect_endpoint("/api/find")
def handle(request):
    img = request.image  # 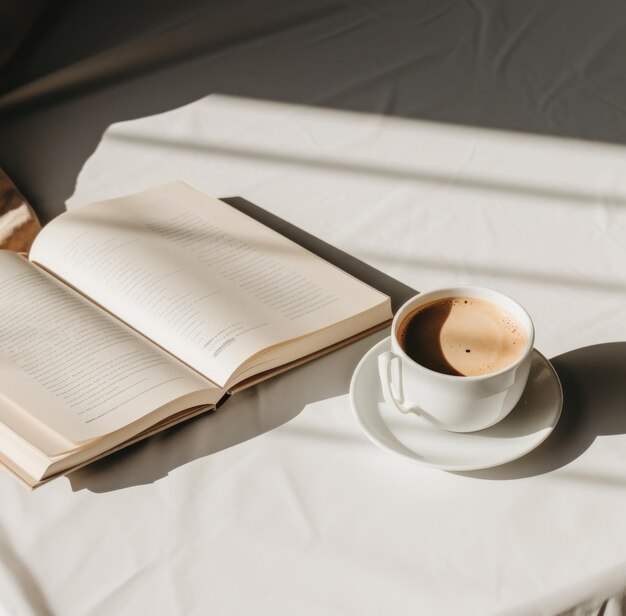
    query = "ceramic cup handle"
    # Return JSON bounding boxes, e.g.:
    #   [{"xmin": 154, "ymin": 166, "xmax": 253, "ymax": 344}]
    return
[
  {"xmin": 378, "ymin": 351, "xmax": 444, "ymax": 427},
  {"xmin": 378, "ymin": 351, "xmax": 414, "ymax": 414}
]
